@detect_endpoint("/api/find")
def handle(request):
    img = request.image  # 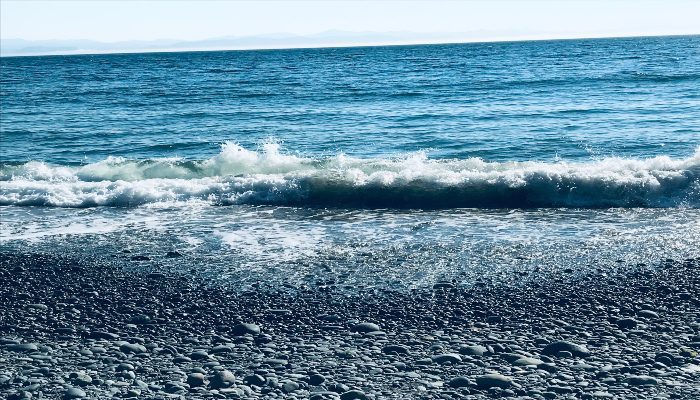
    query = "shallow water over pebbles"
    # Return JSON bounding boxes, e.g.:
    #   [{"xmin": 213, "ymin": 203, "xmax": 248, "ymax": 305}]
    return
[{"xmin": 2, "ymin": 205, "xmax": 698, "ymax": 289}]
